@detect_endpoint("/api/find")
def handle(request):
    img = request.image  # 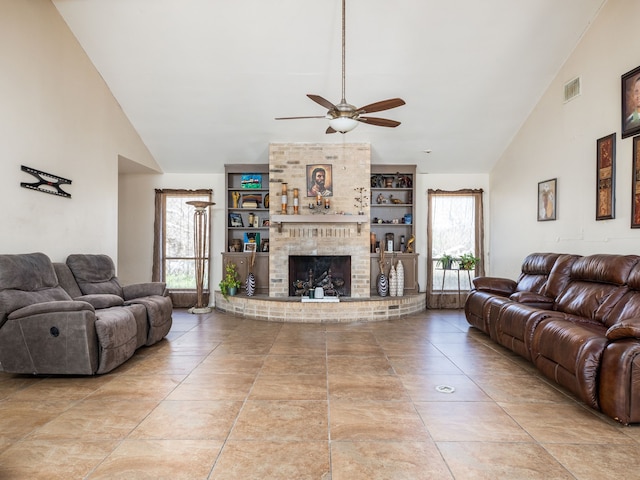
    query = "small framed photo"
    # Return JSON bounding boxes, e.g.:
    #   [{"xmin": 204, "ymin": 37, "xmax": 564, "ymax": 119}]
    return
[
  {"xmin": 229, "ymin": 212, "xmax": 243, "ymax": 227},
  {"xmin": 262, "ymin": 219, "xmax": 270, "ymax": 227},
  {"xmin": 538, "ymin": 178, "xmax": 557, "ymax": 221},
  {"xmin": 244, "ymin": 242, "xmax": 257, "ymax": 252},
  {"xmin": 241, "ymin": 174, "xmax": 262, "ymax": 189},
  {"xmin": 622, "ymin": 66, "xmax": 640, "ymax": 139},
  {"xmin": 632, "ymin": 136, "xmax": 640, "ymax": 228},
  {"xmin": 596, "ymin": 133, "xmax": 615, "ymax": 220}
]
